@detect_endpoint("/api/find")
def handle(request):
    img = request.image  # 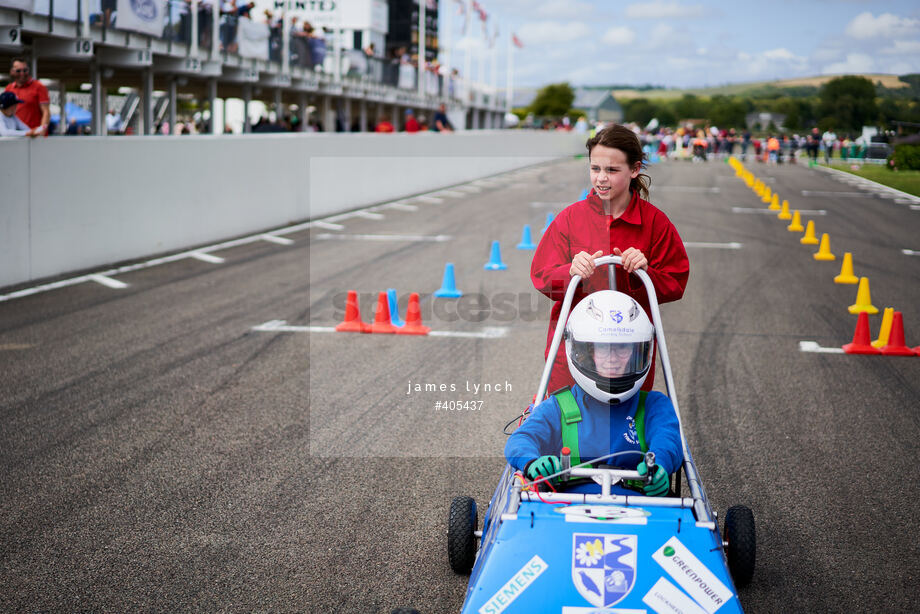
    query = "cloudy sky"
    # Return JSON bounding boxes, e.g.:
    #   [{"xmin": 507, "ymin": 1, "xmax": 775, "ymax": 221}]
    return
[{"xmin": 439, "ymin": 0, "xmax": 920, "ymax": 88}]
